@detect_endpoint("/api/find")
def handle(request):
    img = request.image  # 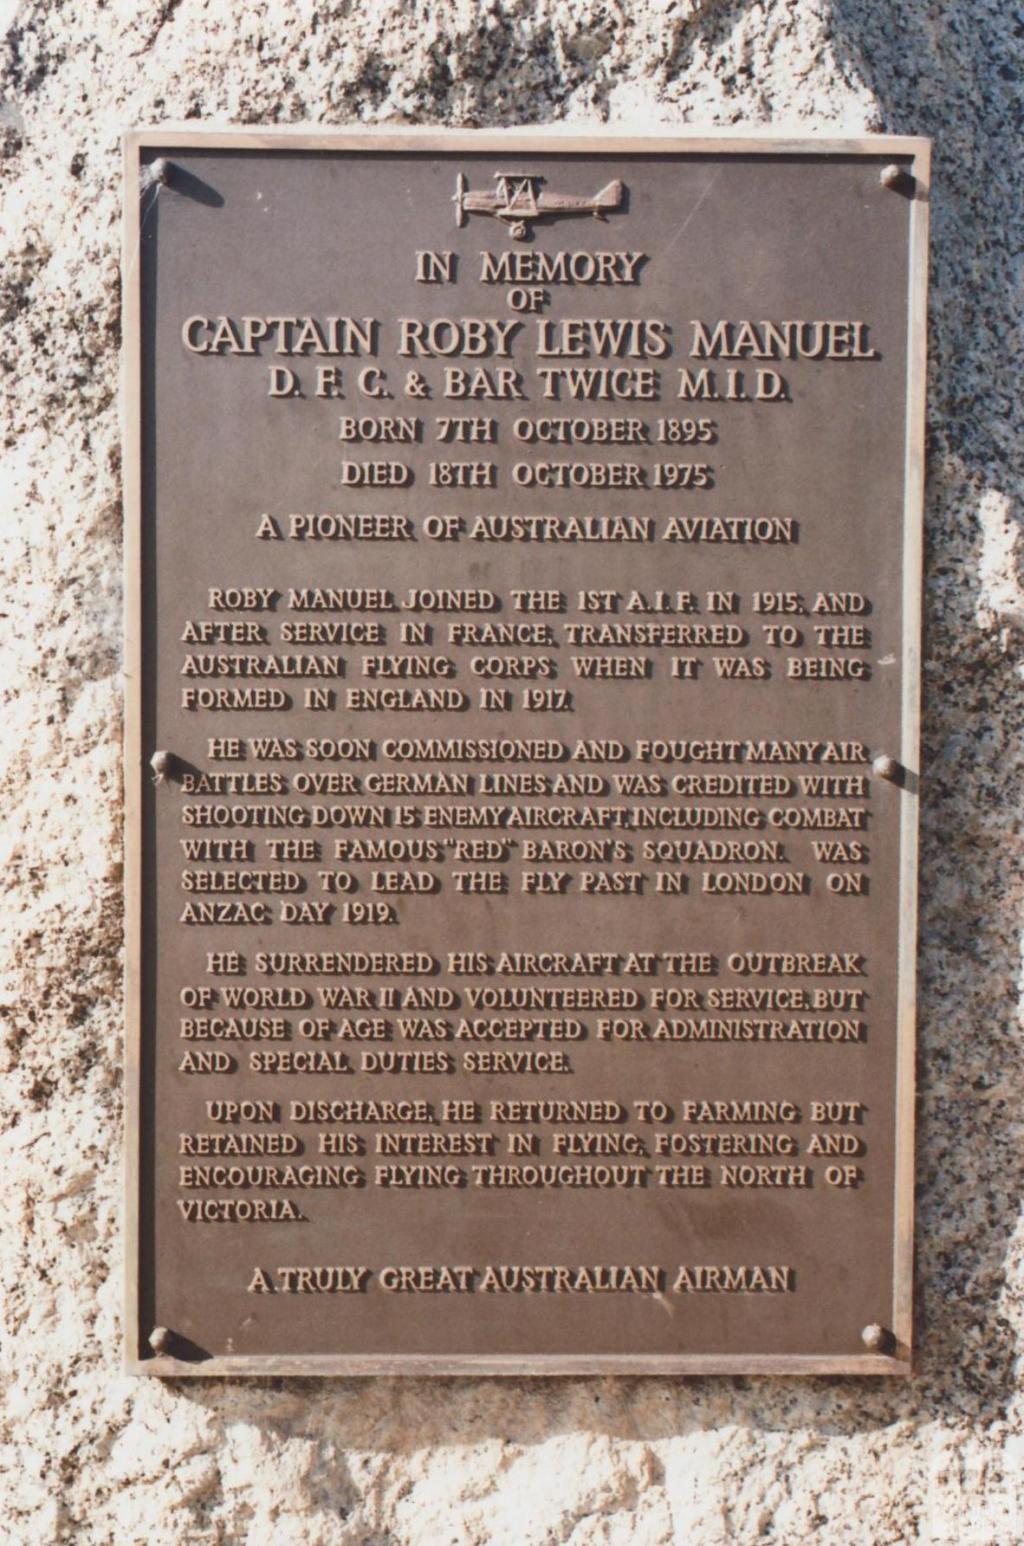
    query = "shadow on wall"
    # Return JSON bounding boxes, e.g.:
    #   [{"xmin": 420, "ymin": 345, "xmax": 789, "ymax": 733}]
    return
[{"xmin": 171, "ymin": 0, "xmax": 1023, "ymax": 1447}]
